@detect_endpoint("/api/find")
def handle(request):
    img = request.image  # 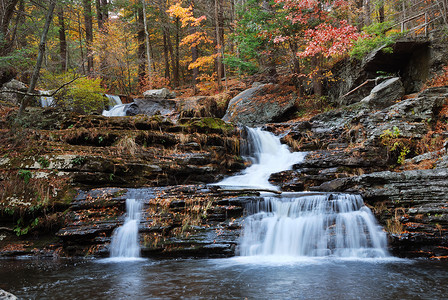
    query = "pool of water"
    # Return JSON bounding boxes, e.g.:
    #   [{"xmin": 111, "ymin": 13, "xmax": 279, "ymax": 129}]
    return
[{"xmin": 1, "ymin": 257, "xmax": 447, "ymax": 299}]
